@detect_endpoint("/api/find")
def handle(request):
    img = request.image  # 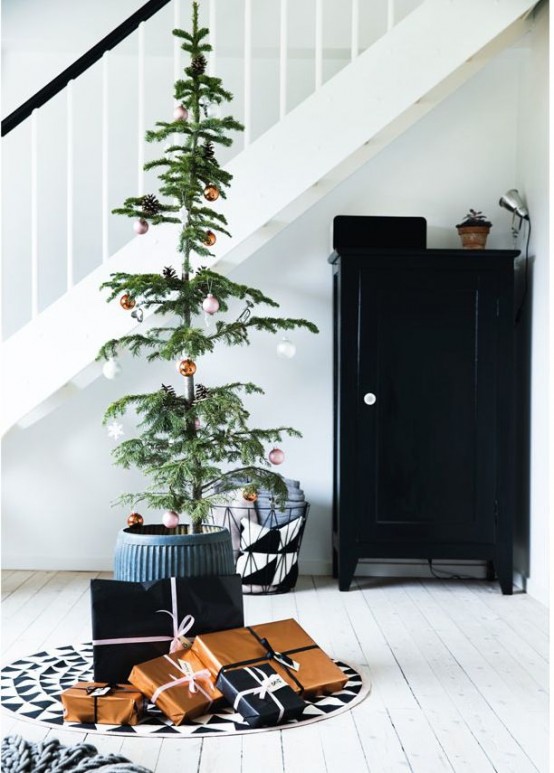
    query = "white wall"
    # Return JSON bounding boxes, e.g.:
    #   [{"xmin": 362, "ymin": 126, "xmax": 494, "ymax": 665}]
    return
[
  {"xmin": 515, "ymin": 2, "xmax": 550, "ymax": 604},
  {"xmin": 4, "ymin": 43, "xmax": 542, "ymax": 580}
]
